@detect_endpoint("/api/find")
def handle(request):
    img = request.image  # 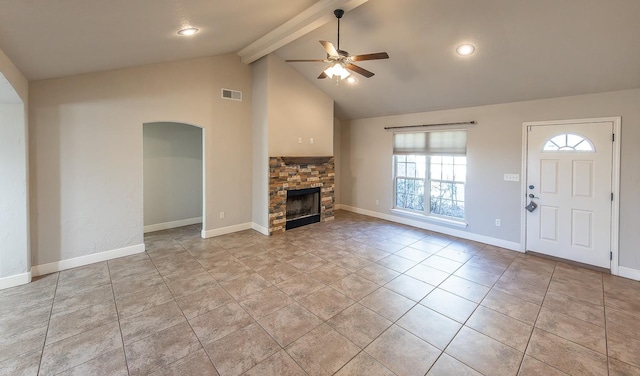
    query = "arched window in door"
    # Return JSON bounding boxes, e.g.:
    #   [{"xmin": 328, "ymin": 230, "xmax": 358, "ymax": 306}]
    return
[{"xmin": 543, "ymin": 133, "xmax": 595, "ymax": 152}]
